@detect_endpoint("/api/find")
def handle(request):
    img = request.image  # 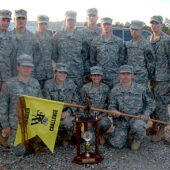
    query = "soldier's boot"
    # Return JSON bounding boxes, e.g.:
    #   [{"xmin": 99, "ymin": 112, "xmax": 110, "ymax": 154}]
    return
[
  {"xmin": 146, "ymin": 121, "xmax": 158, "ymax": 135},
  {"xmin": 0, "ymin": 132, "xmax": 9, "ymax": 147},
  {"xmin": 164, "ymin": 126, "xmax": 170, "ymax": 145},
  {"xmin": 62, "ymin": 136, "xmax": 71, "ymax": 146},
  {"xmin": 151, "ymin": 126, "xmax": 165, "ymax": 142},
  {"xmin": 131, "ymin": 138, "xmax": 141, "ymax": 150},
  {"xmin": 99, "ymin": 136, "xmax": 106, "ymax": 145}
]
